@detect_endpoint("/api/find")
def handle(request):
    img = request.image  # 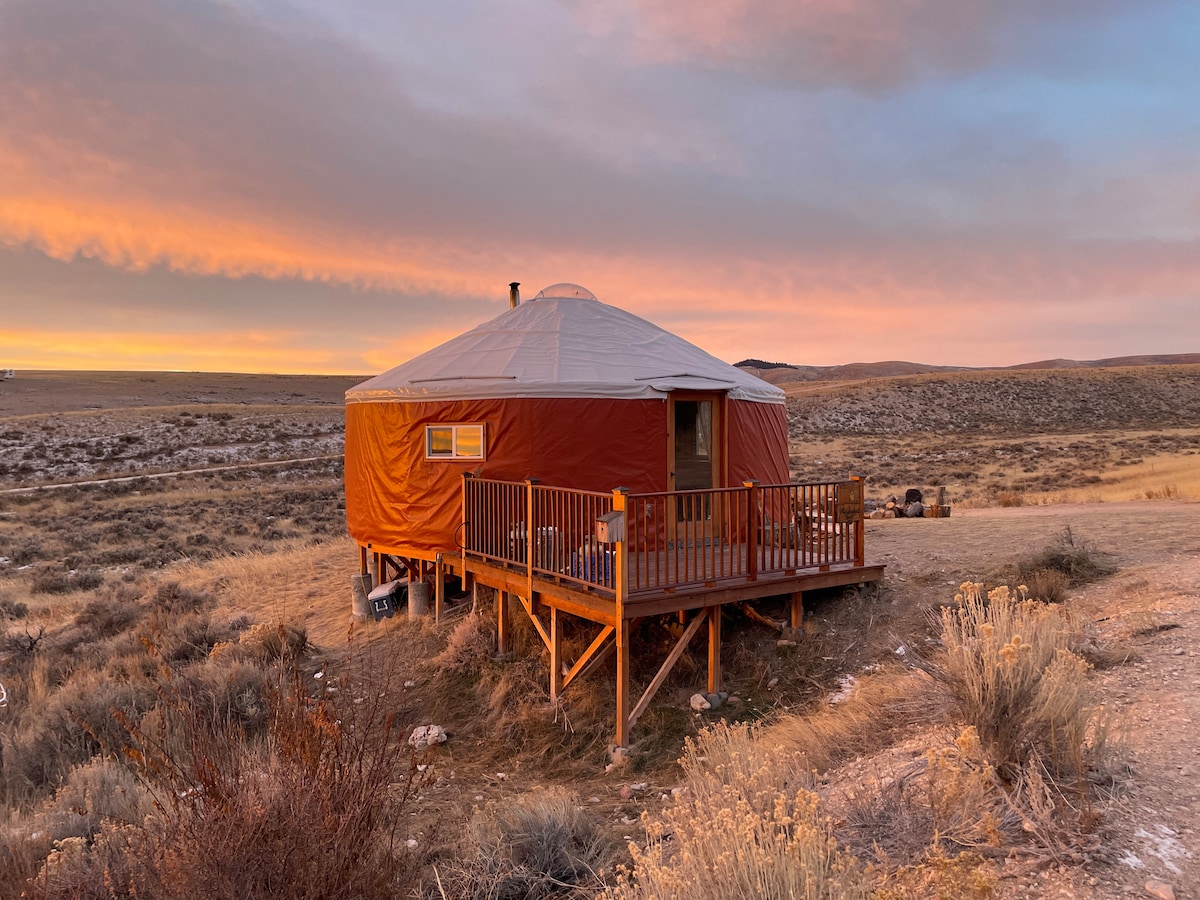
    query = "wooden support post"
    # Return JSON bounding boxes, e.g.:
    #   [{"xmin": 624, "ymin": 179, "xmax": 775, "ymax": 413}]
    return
[
  {"xmin": 497, "ymin": 591, "xmax": 510, "ymax": 655},
  {"xmin": 359, "ymin": 544, "xmax": 370, "ymax": 579},
  {"xmin": 615, "ymin": 617, "xmax": 630, "ymax": 748},
  {"xmin": 852, "ymin": 475, "xmax": 866, "ymax": 567},
  {"xmin": 790, "ymin": 591, "xmax": 804, "ymax": 630},
  {"xmin": 549, "ymin": 607, "xmax": 562, "ymax": 701},
  {"xmin": 707, "ymin": 605, "xmax": 722, "ymax": 694},
  {"xmin": 743, "ymin": 480, "xmax": 759, "ymax": 582},
  {"xmin": 434, "ymin": 553, "xmax": 445, "ymax": 624}
]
